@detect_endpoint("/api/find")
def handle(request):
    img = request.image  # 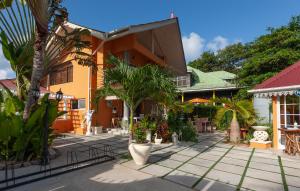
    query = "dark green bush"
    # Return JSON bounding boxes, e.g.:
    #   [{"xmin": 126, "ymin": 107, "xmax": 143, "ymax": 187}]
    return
[
  {"xmin": 181, "ymin": 123, "xmax": 198, "ymax": 142},
  {"xmin": 191, "ymin": 104, "xmax": 217, "ymax": 120}
]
